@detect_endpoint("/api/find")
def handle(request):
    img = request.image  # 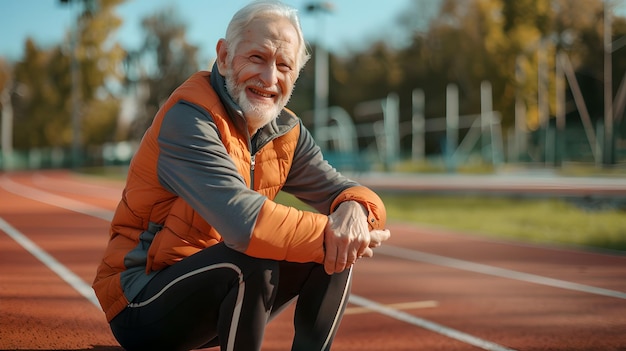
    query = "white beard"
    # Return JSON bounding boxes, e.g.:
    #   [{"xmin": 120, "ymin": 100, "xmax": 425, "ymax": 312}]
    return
[{"xmin": 224, "ymin": 70, "xmax": 292, "ymax": 132}]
